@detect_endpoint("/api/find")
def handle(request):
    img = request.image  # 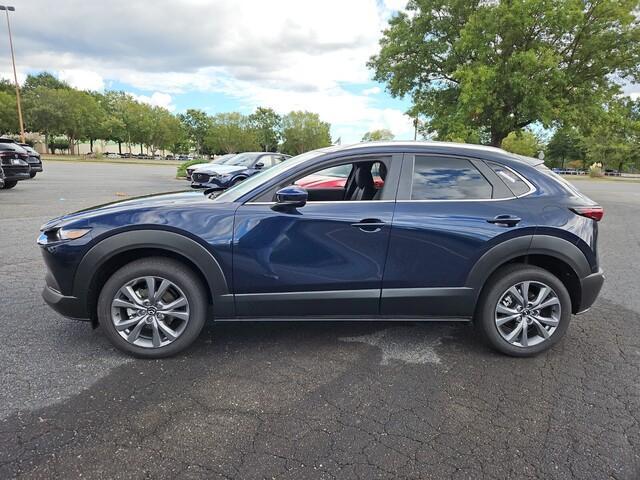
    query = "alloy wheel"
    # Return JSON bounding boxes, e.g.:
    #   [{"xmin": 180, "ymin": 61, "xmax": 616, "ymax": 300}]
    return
[
  {"xmin": 494, "ymin": 280, "xmax": 561, "ymax": 348},
  {"xmin": 110, "ymin": 276, "xmax": 190, "ymax": 348}
]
